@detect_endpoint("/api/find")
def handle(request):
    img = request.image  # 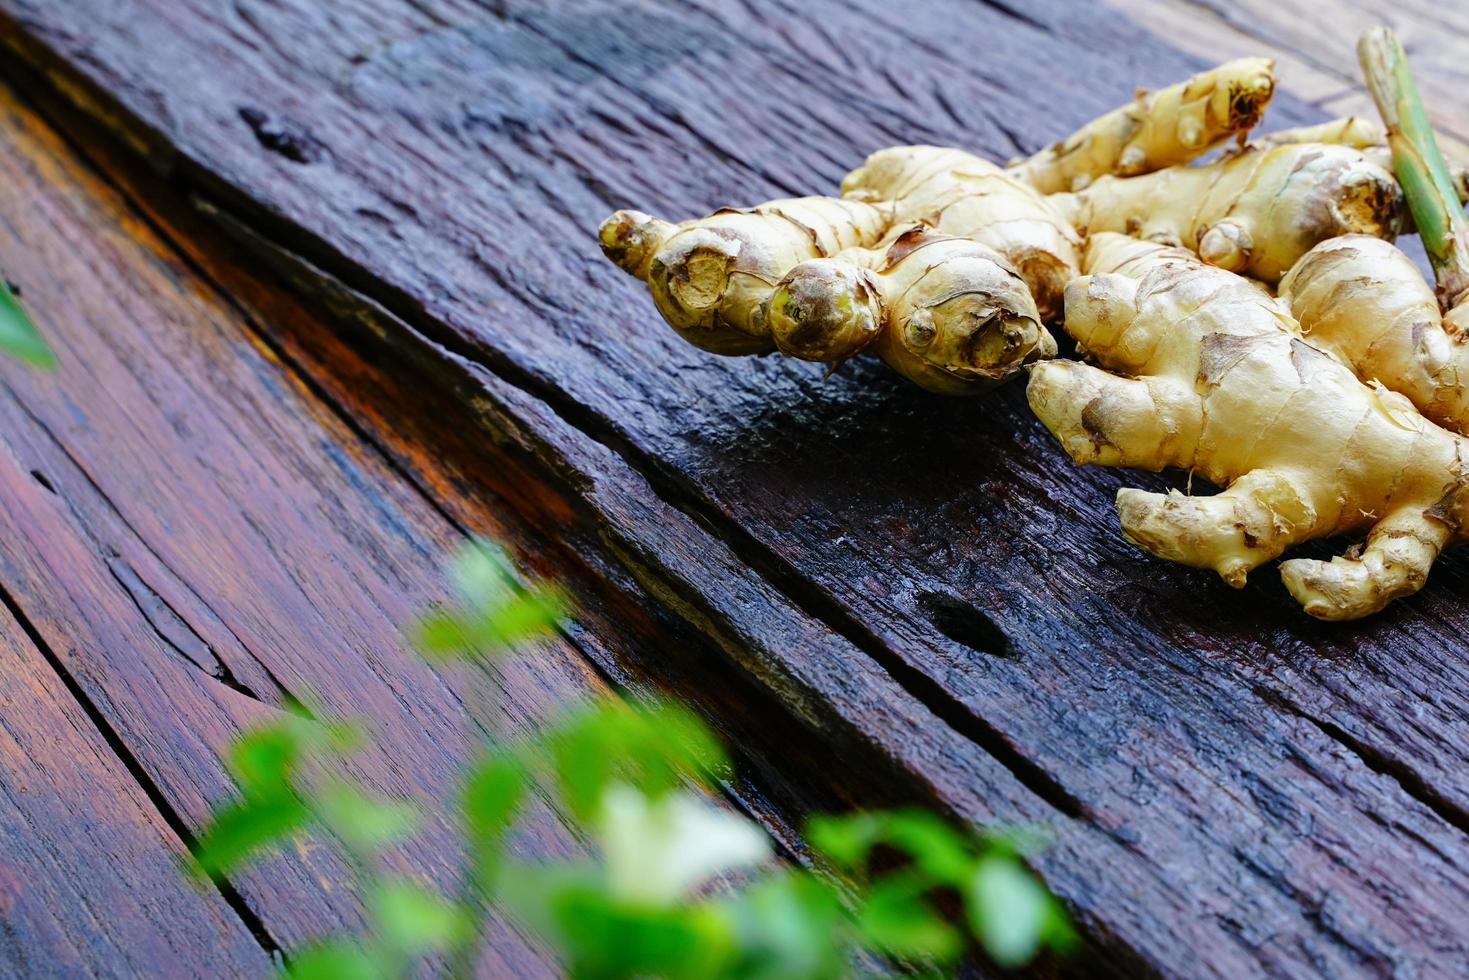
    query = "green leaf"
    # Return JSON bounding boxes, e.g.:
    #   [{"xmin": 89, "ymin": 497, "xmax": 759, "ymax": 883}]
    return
[
  {"xmin": 450, "ymin": 540, "xmax": 517, "ymax": 607},
  {"xmin": 191, "ymin": 795, "xmax": 310, "ymax": 880},
  {"xmin": 878, "ymin": 810, "xmax": 974, "ymax": 886},
  {"xmin": 966, "ymin": 855, "xmax": 1055, "ymax": 968},
  {"xmin": 229, "ymin": 725, "xmax": 306, "ymax": 798},
  {"xmin": 855, "ymin": 874, "xmax": 962, "ymax": 964},
  {"xmin": 544, "ymin": 880, "xmax": 736, "ymax": 979},
  {"xmin": 368, "ymin": 880, "xmax": 472, "ymax": 957},
  {"xmin": 411, "ymin": 610, "xmax": 479, "ymax": 658},
  {"xmin": 462, "ymin": 750, "xmax": 525, "ymax": 840},
  {"xmin": 283, "ymin": 939, "xmax": 383, "ymax": 980},
  {"xmin": 721, "ymin": 870, "xmax": 847, "ymax": 980},
  {"xmin": 548, "ymin": 699, "xmax": 726, "ymax": 821},
  {"xmin": 0, "ymin": 280, "xmax": 54, "ymax": 369},
  {"xmin": 482, "ymin": 589, "xmax": 564, "ymax": 650},
  {"xmin": 461, "ymin": 750, "xmax": 525, "ymax": 889},
  {"xmin": 806, "ymin": 813, "xmax": 882, "ymax": 870},
  {"xmin": 414, "ymin": 541, "xmax": 563, "ymax": 662},
  {"xmin": 315, "ymin": 782, "xmax": 419, "ymax": 857}
]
